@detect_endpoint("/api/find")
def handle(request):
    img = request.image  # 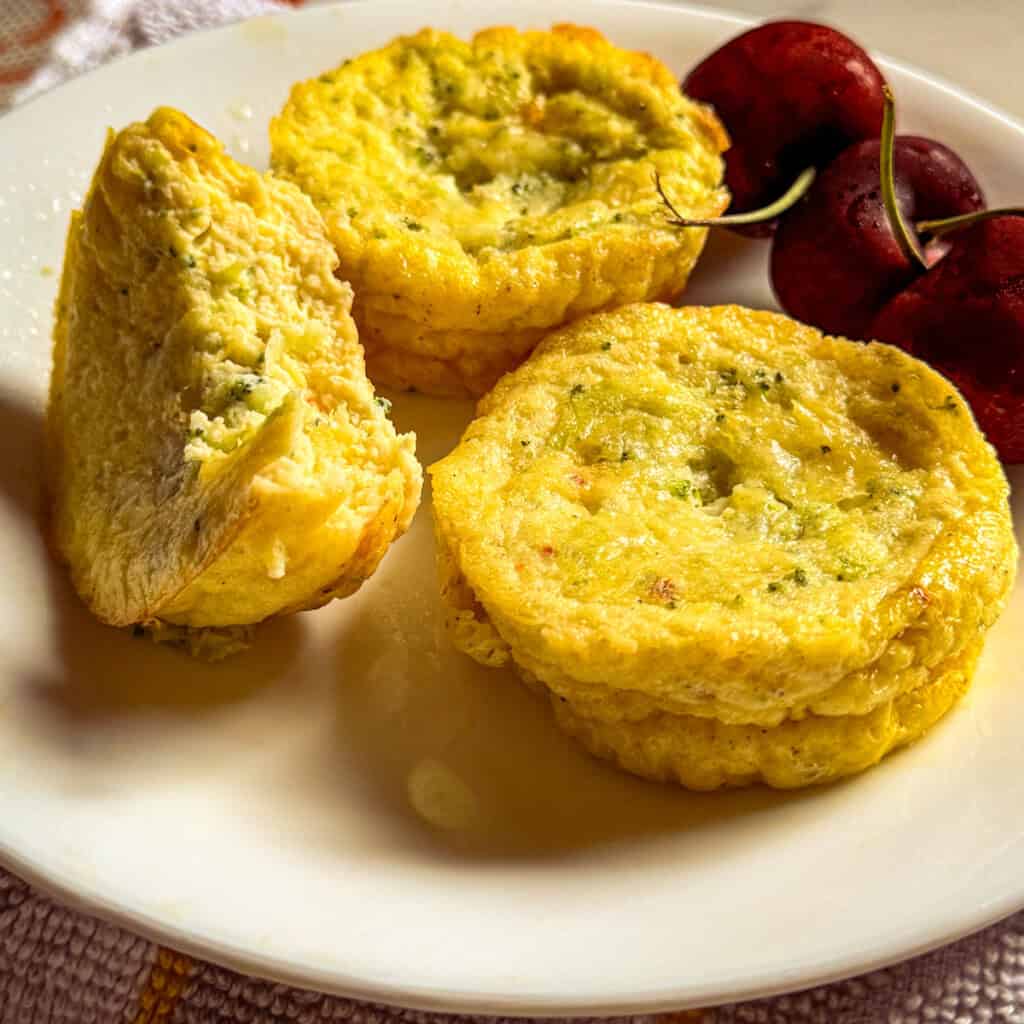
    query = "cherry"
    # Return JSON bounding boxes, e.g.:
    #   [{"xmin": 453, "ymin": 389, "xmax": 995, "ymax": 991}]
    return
[
  {"xmin": 683, "ymin": 20, "xmax": 887, "ymax": 236},
  {"xmin": 870, "ymin": 216, "xmax": 1024, "ymax": 463},
  {"xmin": 770, "ymin": 91, "xmax": 985, "ymax": 338}
]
